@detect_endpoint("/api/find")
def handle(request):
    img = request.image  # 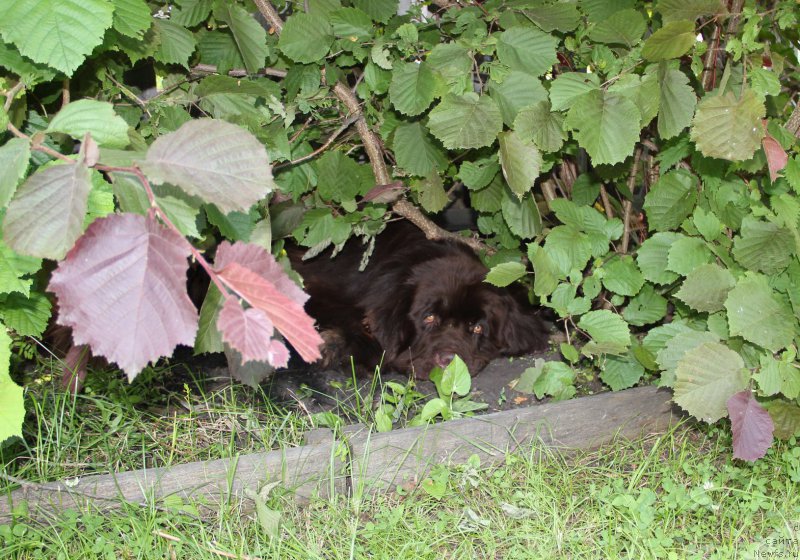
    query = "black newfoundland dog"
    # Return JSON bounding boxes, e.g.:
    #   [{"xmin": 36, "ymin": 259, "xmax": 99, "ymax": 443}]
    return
[{"xmin": 289, "ymin": 221, "xmax": 548, "ymax": 378}]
